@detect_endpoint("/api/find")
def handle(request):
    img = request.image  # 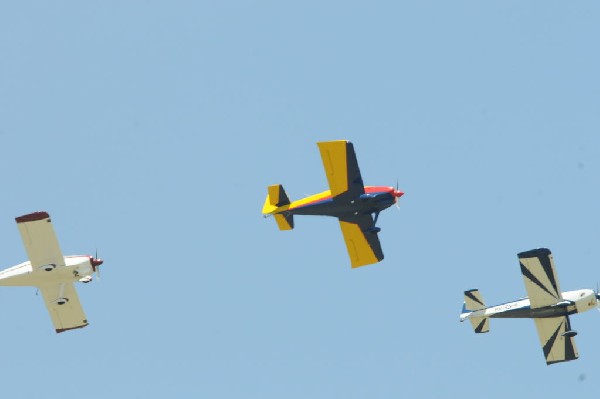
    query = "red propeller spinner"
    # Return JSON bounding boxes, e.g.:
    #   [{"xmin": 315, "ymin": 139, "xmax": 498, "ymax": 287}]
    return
[{"xmin": 90, "ymin": 256, "xmax": 104, "ymax": 271}]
